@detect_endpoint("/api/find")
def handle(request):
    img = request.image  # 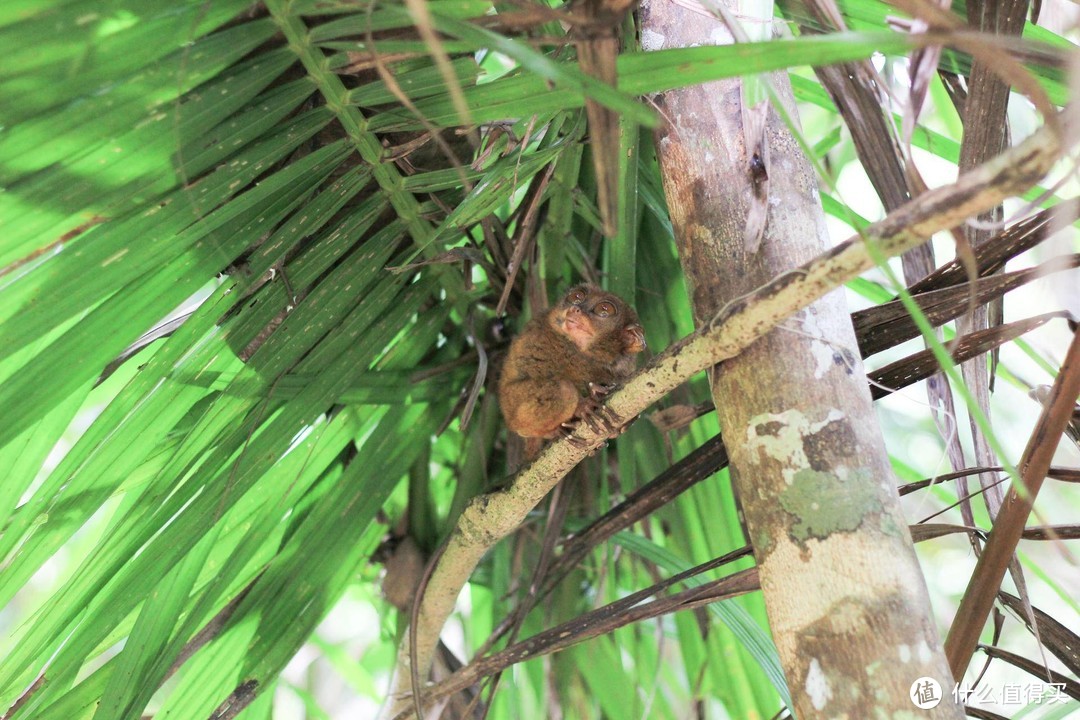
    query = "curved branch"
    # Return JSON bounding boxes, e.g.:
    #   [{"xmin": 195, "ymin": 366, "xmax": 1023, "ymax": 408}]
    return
[{"xmin": 378, "ymin": 111, "xmax": 1069, "ymax": 719}]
